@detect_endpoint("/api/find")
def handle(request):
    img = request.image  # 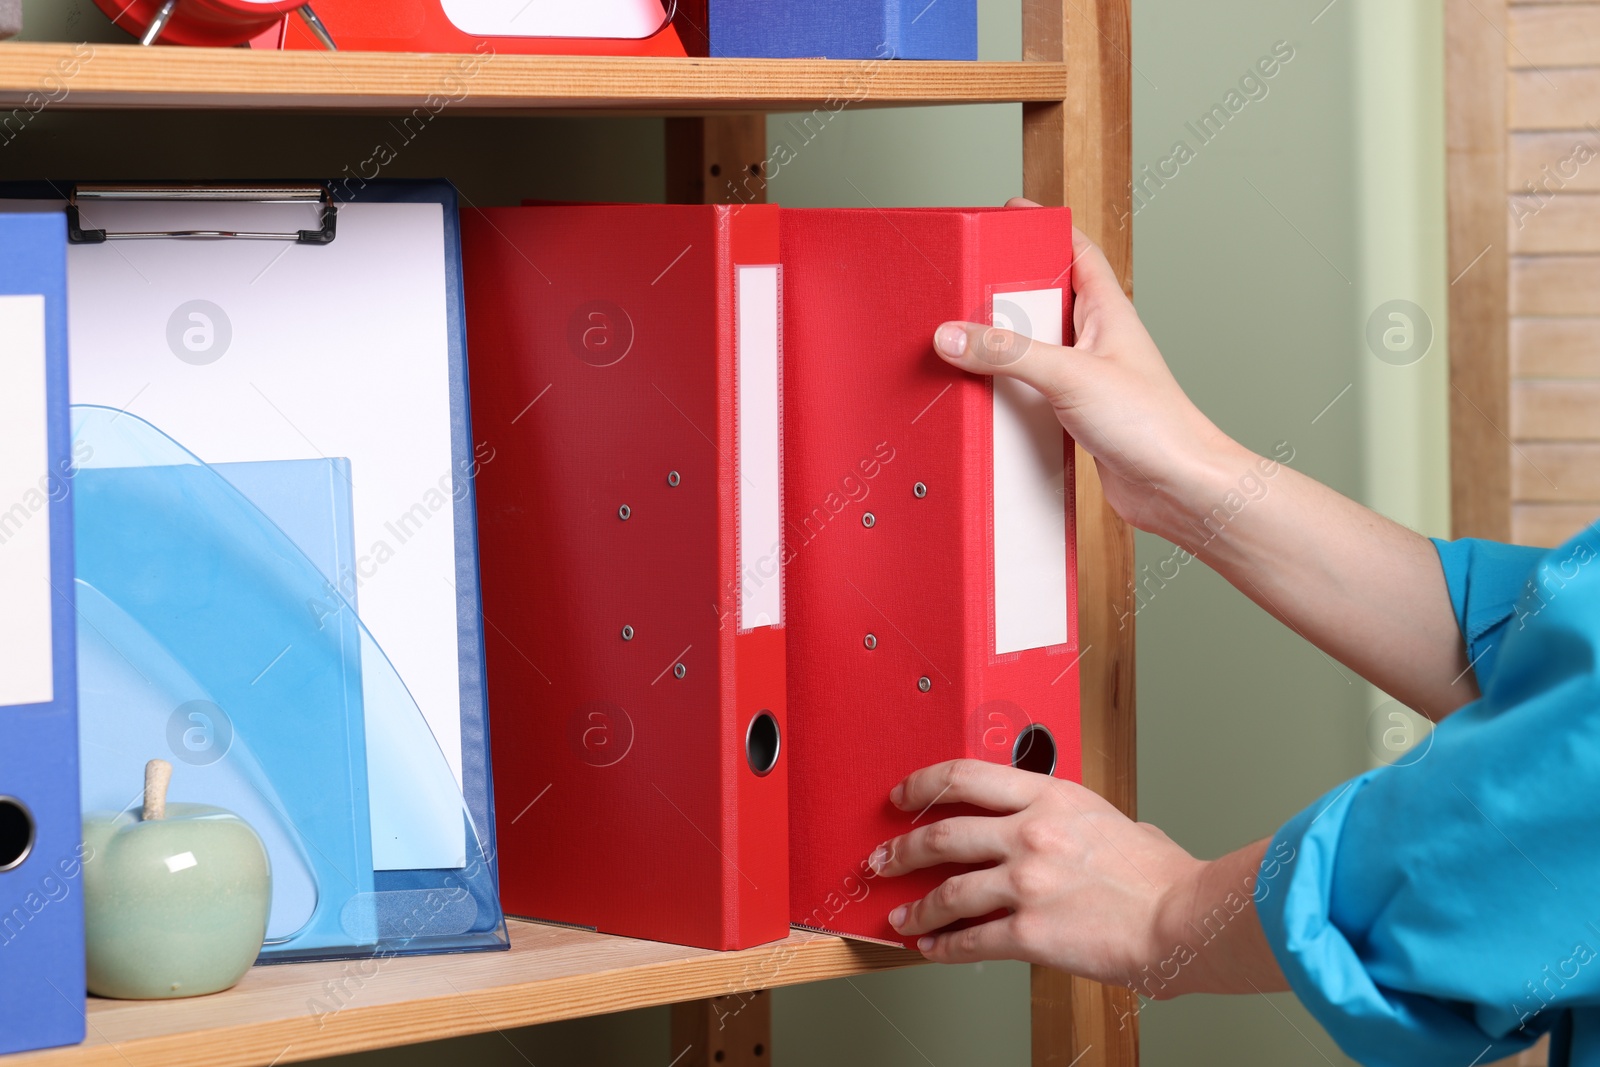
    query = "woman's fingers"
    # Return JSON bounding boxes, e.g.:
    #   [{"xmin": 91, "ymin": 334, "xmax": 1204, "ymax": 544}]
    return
[
  {"xmin": 915, "ymin": 914, "xmax": 1026, "ymax": 964},
  {"xmin": 871, "ymin": 815, "xmax": 1011, "ymax": 877},
  {"xmin": 930, "ymin": 228, "xmax": 1127, "ymax": 404},
  {"xmin": 991, "ymin": 213, "xmax": 1118, "ymax": 315},
  {"xmin": 928, "ymin": 227, "xmax": 1126, "ymax": 409},
  {"xmin": 932, "ymin": 322, "xmax": 1072, "ymax": 404},
  {"xmin": 1069, "ymin": 228, "xmax": 1129, "ymax": 344},
  {"xmin": 1069, "ymin": 226, "xmax": 1123, "ymax": 305},
  {"xmin": 891, "ymin": 759, "xmax": 1046, "ymax": 815},
  {"xmin": 888, "ymin": 868, "xmax": 1013, "ymax": 937}
]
